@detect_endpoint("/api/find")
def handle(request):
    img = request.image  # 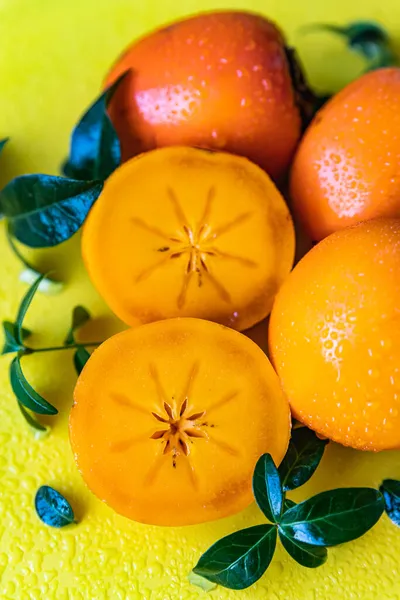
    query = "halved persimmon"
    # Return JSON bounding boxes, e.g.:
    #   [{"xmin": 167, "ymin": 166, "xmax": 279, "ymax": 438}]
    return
[
  {"xmin": 69, "ymin": 318, "xmax": 291, "ymax": 526},
  {"xmin": 82, "ymin": 146, "xmax": 295, "ymax": 331}
]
